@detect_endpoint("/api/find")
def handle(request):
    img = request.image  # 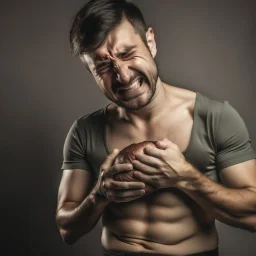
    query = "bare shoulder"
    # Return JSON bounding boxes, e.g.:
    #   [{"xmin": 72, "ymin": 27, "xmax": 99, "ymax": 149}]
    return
[
  {"xmin": 175, "ymin": 87, "xmax": 196, "ymax": 102},
  {"xmin": 166, "ymin": 85, "xmax": 197, "ymax": 111}
]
